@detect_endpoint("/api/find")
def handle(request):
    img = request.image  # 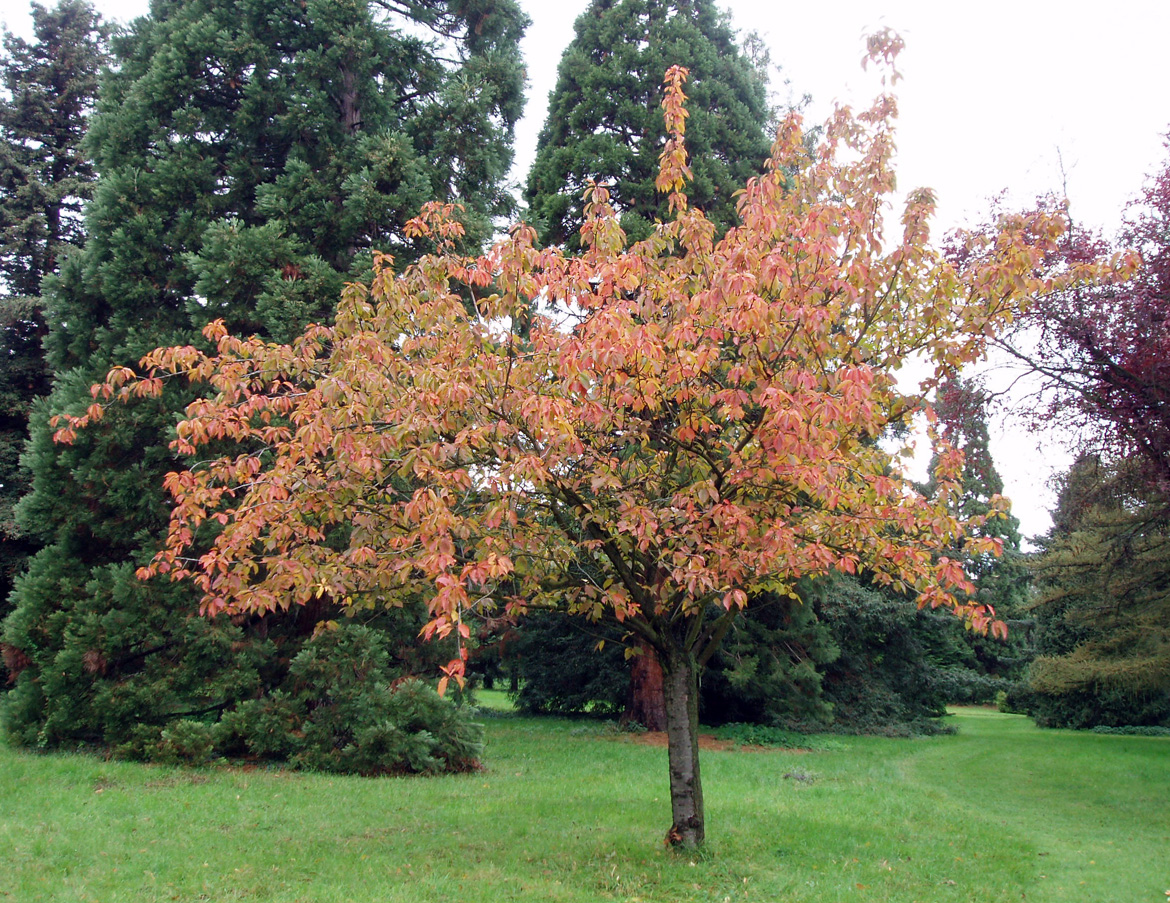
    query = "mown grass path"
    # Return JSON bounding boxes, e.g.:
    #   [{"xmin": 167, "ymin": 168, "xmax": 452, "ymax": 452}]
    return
[{"xmin": 1, "ymin": 706, "xmax": 1166, "ymax": 901}]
